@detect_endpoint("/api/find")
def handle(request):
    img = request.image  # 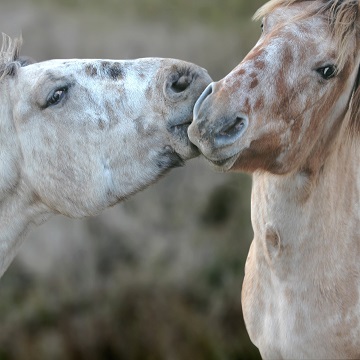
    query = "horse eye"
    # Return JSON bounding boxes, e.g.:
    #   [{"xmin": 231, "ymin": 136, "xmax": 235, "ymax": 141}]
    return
[
  {"xmin": 46, "ymin": 87, "xmax": 68, "ymax": 107},
  {"xmin": 261, "ymin": 23, "xmax": 264, "ymax": 32},
  {"xmin": 316, "ymin": 65, "xmax": 337, "ymax": 80}
]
